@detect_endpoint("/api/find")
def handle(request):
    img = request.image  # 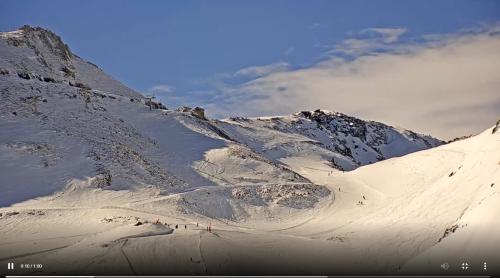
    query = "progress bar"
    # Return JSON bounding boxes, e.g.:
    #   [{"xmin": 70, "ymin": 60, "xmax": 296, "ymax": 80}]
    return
[{"xmin": 5, "ymin": 276, "xmax": 494, "ymax": 278}]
